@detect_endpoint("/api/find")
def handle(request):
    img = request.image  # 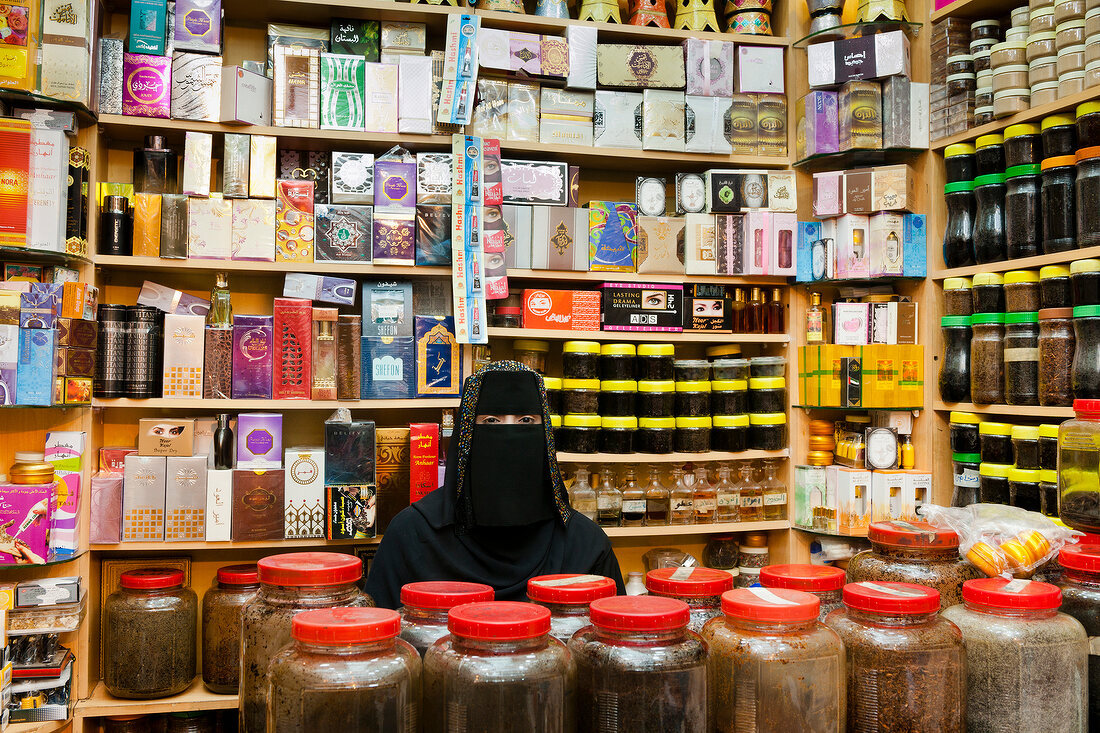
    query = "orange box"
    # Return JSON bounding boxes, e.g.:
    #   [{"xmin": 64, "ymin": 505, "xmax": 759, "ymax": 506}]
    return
[
  {"xmin": 60, "ymin": 282, "xmax": 87, "ymax": 319},
  {"xmin": 132, "ymin": 193, "xmax": 162, "ymax": 257},
  {"xmin": 522, "ymin": 289, "xmax": 601, "ymax": 331}
]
